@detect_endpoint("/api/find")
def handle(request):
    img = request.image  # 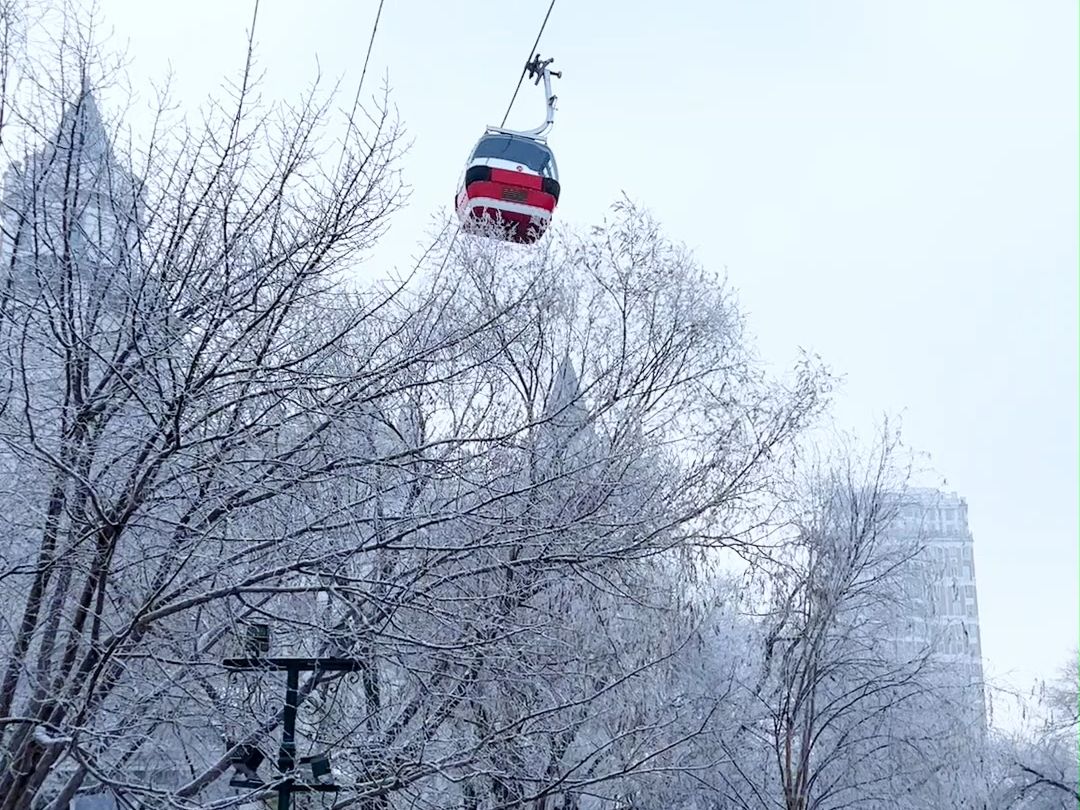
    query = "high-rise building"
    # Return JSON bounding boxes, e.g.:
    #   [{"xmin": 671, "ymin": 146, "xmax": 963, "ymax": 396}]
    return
[{"xmin": 890, "ymin": 487, "xmax": 987, "ymax": 728}]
